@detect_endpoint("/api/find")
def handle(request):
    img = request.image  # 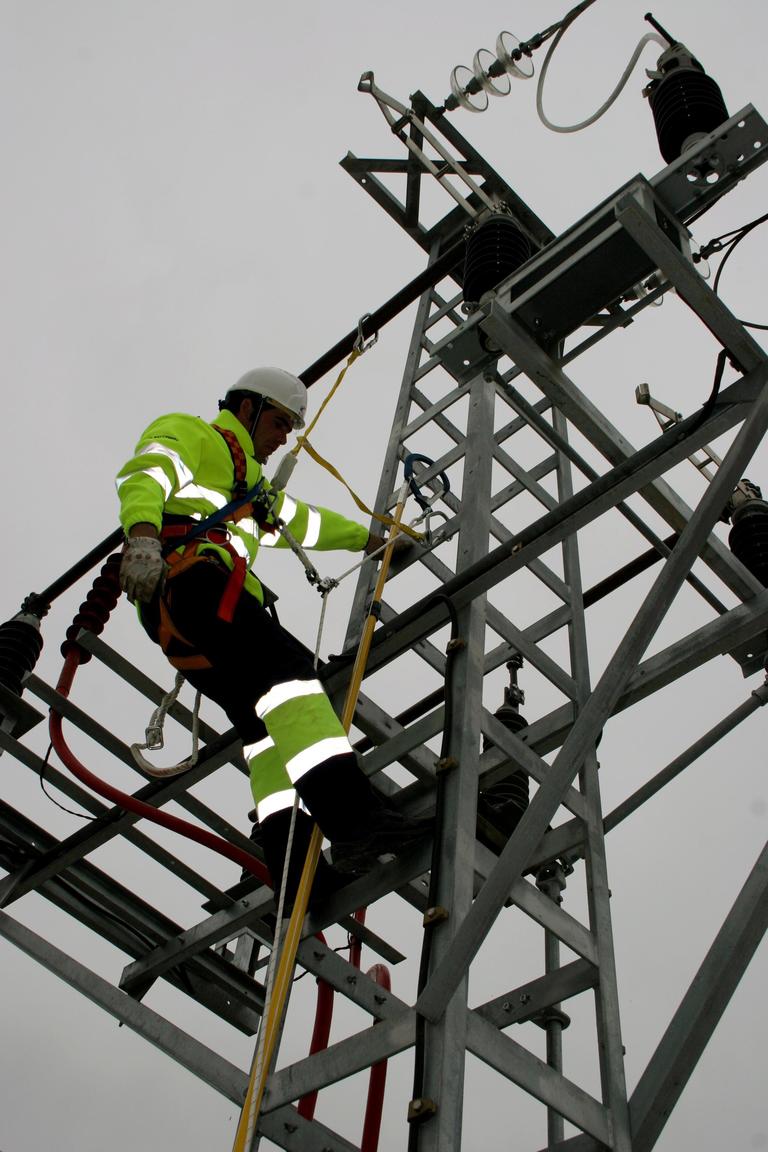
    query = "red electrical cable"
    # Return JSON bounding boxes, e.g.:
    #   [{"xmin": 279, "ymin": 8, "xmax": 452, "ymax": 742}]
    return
[
  {"xmin": 297, "ymin": 973, "xmax": 335, "ymax": 1121},
  {"xmin": 361, "ymin": 963, "xmax": 392, "ymax": 1152},
  {"xmin": 50, "ymin": 649, "xmax": 269, "ymax": 884}
]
